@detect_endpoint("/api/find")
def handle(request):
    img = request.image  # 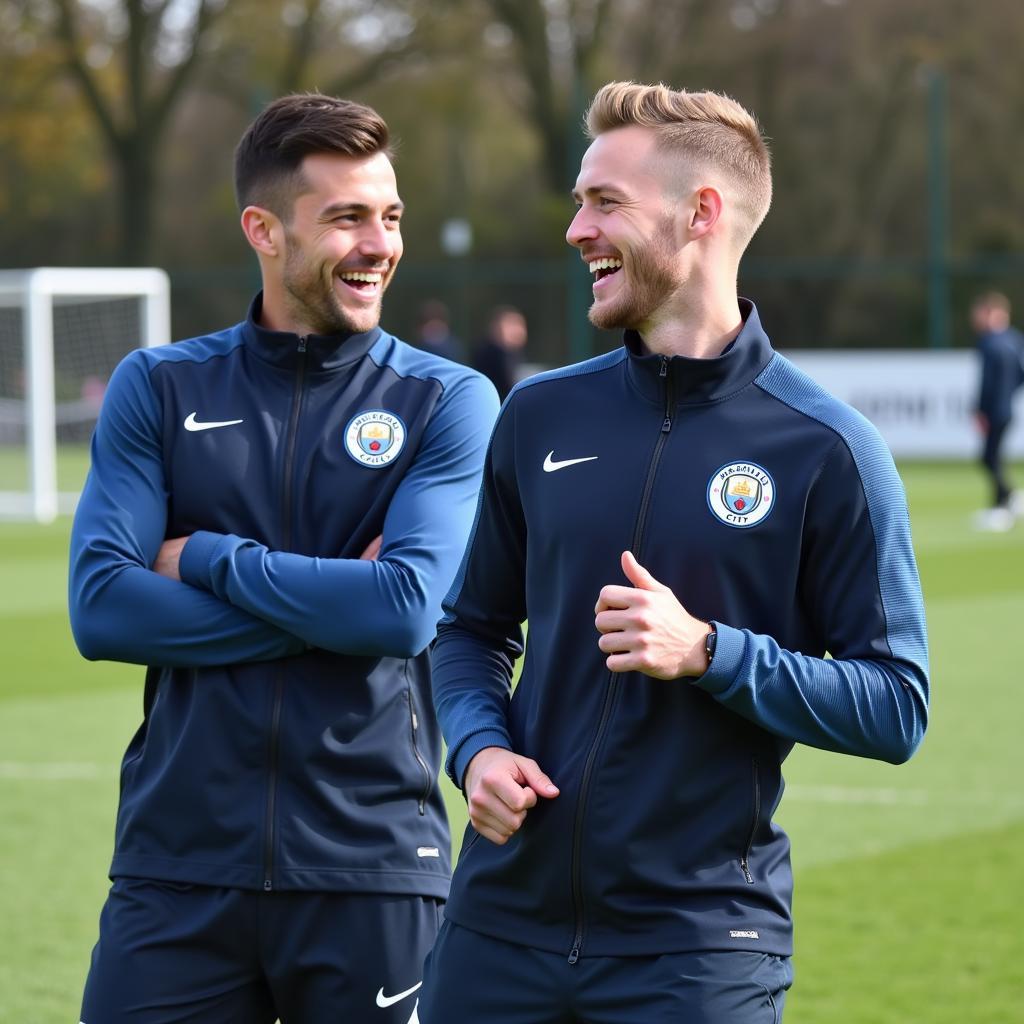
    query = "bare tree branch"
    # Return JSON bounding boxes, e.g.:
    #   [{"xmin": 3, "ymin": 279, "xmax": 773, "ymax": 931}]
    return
[{"xmin": 52, "ymin": 0, "xmax": 122, "ymax": 148}]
